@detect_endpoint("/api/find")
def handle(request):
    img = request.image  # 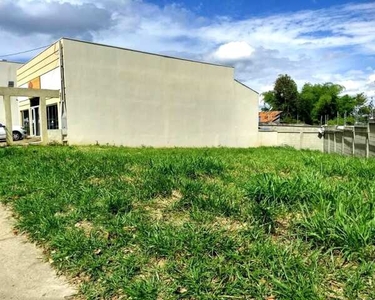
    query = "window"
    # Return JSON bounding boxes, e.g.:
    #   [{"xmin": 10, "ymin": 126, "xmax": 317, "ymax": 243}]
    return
[{"xmin": 47, "ymin": 104, "xmax": 59, "ymax": 130}]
